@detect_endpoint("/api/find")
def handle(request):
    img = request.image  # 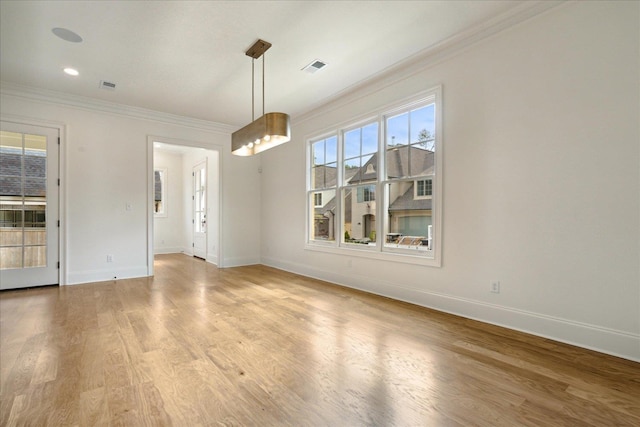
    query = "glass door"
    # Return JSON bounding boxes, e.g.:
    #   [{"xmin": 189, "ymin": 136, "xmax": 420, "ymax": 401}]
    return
[
  {"xmin": 0, "ymin": 122, "xmax": 59, "ymax": 289},
  {"xmin": 192, "ymin": 160, "xmax": 207, "ymax": 260}
]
